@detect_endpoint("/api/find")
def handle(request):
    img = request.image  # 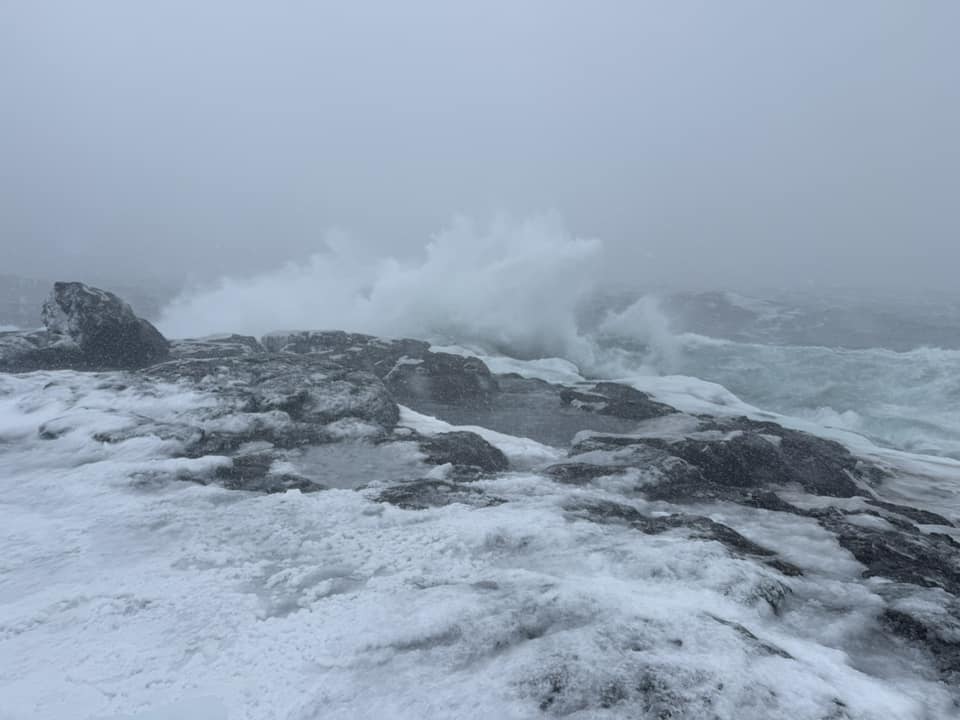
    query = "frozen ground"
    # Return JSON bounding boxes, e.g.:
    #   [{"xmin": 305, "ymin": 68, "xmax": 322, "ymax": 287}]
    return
[{"xmin": 1, "ymin": 369, "xmax": 958, "ymax": 719}]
